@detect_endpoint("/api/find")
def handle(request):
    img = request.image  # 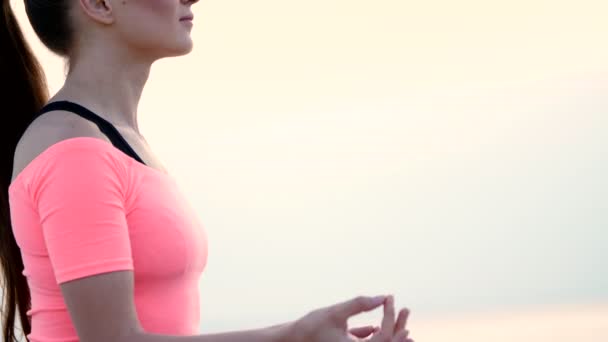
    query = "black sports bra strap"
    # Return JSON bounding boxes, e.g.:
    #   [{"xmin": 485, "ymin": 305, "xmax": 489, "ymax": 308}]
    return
[{"xmin": 35, "ymin": 101, "xmax": 146, "ymax": 165}]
